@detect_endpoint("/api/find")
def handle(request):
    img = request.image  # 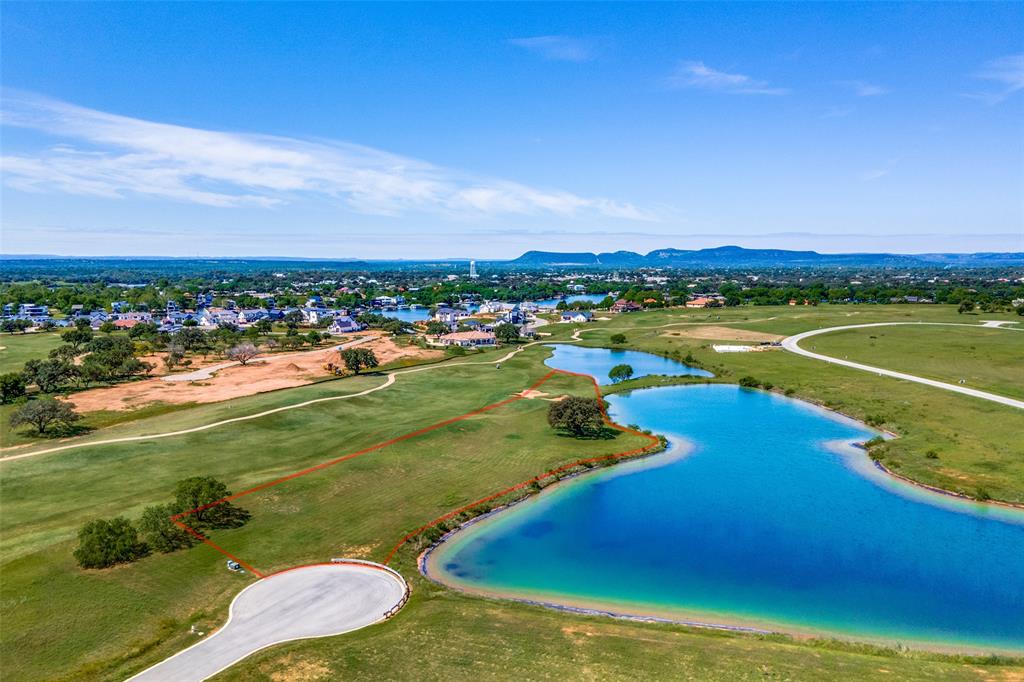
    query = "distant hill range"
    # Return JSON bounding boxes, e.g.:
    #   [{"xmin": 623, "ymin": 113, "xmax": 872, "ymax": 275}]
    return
[{"xmin": 506, "ymin": 246, "xmax": 1024, "ymax": 268}]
